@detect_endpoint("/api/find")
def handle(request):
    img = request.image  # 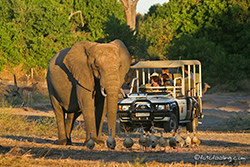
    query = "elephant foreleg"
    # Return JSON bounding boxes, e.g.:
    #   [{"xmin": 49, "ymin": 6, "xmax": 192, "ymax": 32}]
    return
[
  {"xmin": 50, "ymin": 95, "xmax": 67, "ymax": 145},
  {"xmin": 65, "ymin": 111, "xmax": 82, "ymax": 145},
  {"xmin": 77, "ymin": 87, "xmax": 97, "ymax": 143}
]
